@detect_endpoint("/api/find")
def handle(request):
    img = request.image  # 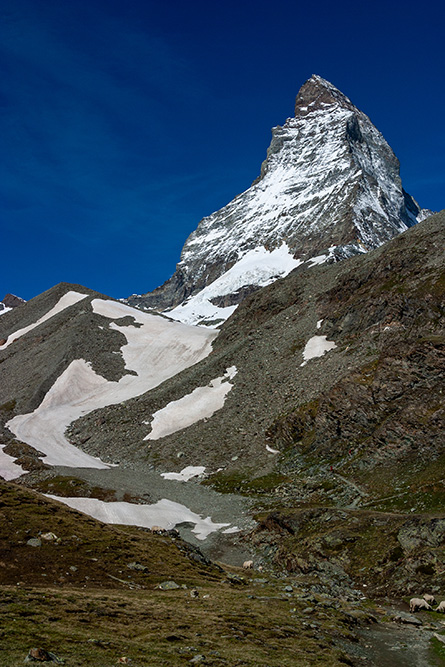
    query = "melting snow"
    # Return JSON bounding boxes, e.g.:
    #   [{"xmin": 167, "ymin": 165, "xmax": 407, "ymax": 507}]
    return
[
  {"xmin": 0, "ymin": 291, "xmax": 88, "ymax": 350},
  {"xmin": 301, "ymin": 335, "xmax": 337, "ymax": 365},
  {"xmin": 145, "ymin": 366, "xmax": 237, "ymax": 441},
  {"xmin": 46, "ymin": 495, "xmax": 230, "ymax": 540},
  {"xmin": 307, "ymin": 254, "xmax": 328, "ymax": 266}
]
